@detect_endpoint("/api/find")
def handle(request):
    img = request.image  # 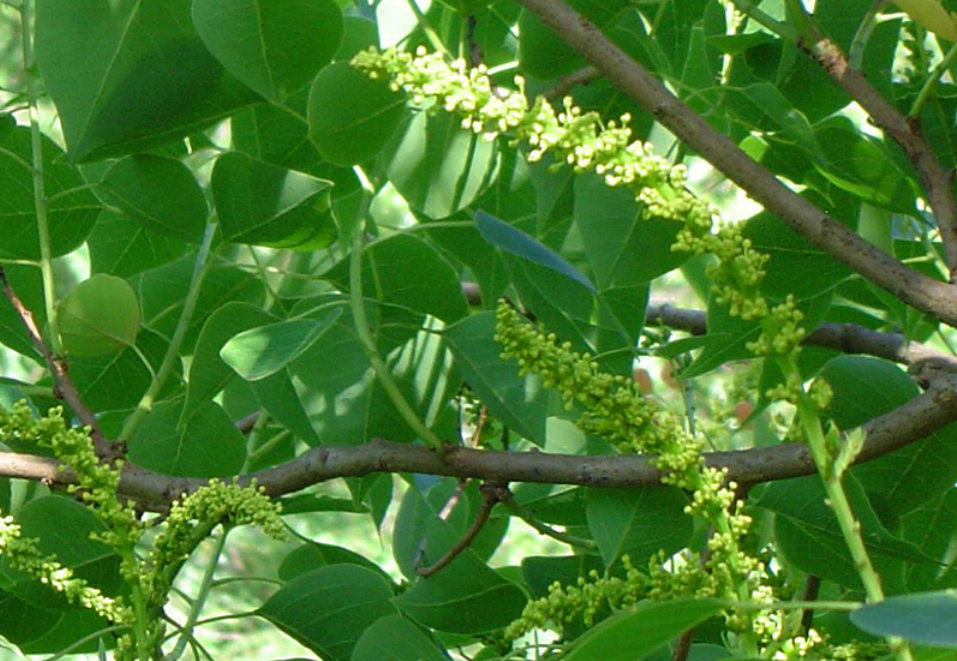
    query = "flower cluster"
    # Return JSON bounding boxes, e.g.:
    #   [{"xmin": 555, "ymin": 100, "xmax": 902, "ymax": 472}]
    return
[
  {"xmin": 352, "ymin": 46, "xmax": 807, "ymax": 363},
  {"xmin": 0, "ymin": 513, "xmax": 131, "ymax": 623},
  {"xmin": 504, "ymin": 555, "xmax": 648, "ymax": 640},
  {"xmin": 145, "ymin": 480, "xmax": 284, "ymax": 607},
  {"xmin": 496, "ymin": 302, "xmax": 764, "ymax": 637}
]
